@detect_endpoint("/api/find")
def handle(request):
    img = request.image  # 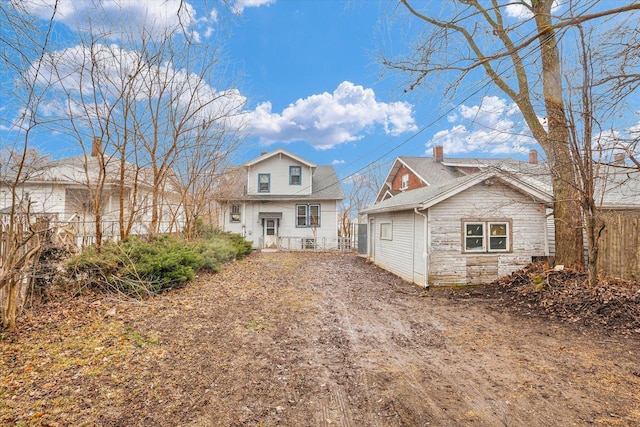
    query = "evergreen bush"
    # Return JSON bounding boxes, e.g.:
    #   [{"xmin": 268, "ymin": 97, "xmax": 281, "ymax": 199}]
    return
[{"xmin": 67, "ymin": 232, "xmax": 253, "ymax": 296}]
